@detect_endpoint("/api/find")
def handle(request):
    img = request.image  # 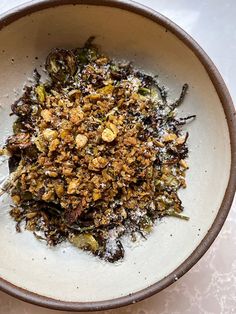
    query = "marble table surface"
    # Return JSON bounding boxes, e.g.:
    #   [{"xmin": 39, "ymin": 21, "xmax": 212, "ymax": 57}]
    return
[{"xmin": 0, "ymin": 1, "xmax": 235, "ymax": 313}]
